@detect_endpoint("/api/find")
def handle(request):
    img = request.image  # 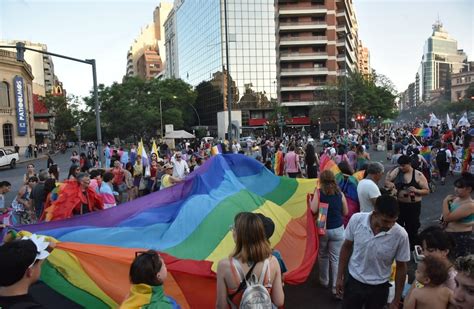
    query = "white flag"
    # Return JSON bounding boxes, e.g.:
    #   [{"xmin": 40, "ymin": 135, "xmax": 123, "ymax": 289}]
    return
[
  {"xmin": 446, "ymin": 114, "xmax": 453, "ymax": 130},
  {"xmin": 457, "ymin": 113, "xmax": 470, "ymax": 128},
  {"xmin": 428, "ymin": 113, "xmax": 440, "ymax": 127}
]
